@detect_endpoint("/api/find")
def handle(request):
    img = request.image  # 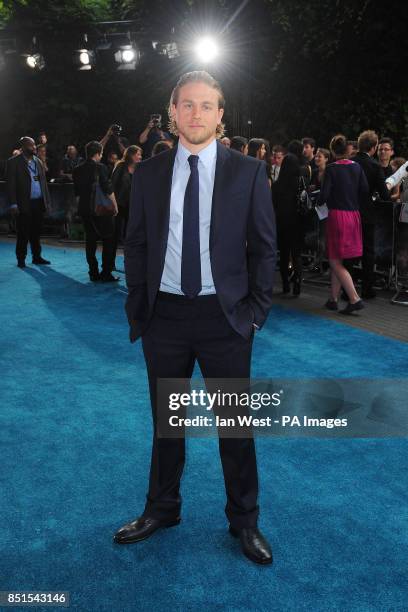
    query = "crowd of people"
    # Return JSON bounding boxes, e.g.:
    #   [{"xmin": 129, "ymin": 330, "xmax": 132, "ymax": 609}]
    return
[
  {"xmin": 221, "ymin": 130, "xmax": 408, "ymax": 312},
  {"xmin": 3, "ymin": 120, "xmax": 408, "ymax": 309}
]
